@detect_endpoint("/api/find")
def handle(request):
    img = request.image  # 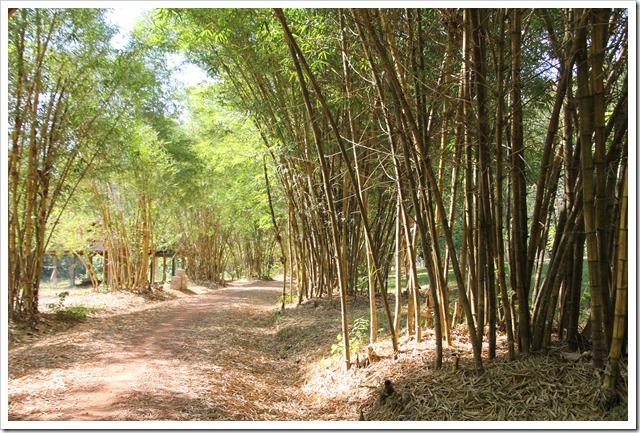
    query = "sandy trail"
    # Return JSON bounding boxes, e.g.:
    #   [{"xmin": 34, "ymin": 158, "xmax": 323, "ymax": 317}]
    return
[{"xmin": 8, "ymin": 279, "xmax": 311, "ymax": 421}]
